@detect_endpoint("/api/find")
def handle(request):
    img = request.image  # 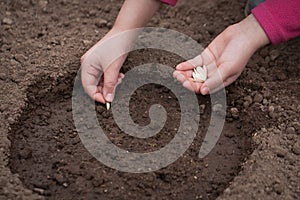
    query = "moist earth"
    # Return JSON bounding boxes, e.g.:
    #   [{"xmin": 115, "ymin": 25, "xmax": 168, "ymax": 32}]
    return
[{"xmin": 0, "ymin": 0, "xmax": 299, "ymax": 200}]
